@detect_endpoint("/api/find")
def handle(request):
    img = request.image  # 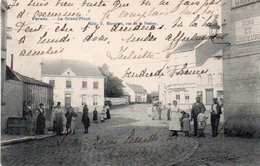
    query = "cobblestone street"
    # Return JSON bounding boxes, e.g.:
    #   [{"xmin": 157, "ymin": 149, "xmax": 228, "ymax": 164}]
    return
[{"xmin": 1, "ymin": 104, "xmax": 260, "ymax": 166}]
